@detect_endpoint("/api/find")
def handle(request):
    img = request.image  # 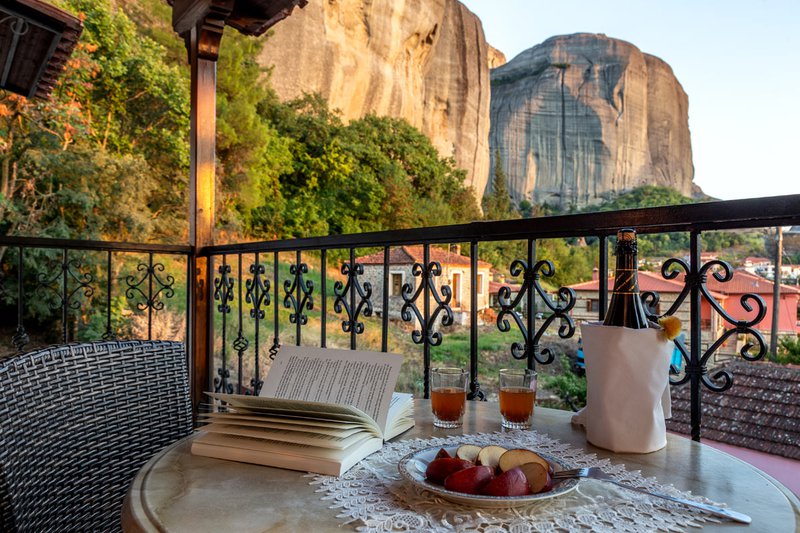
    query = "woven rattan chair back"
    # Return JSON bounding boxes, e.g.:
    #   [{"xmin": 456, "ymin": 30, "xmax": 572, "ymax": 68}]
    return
[{"xmin": 0, "ymin": 340, "xmax": 193, "ymax": 532}]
